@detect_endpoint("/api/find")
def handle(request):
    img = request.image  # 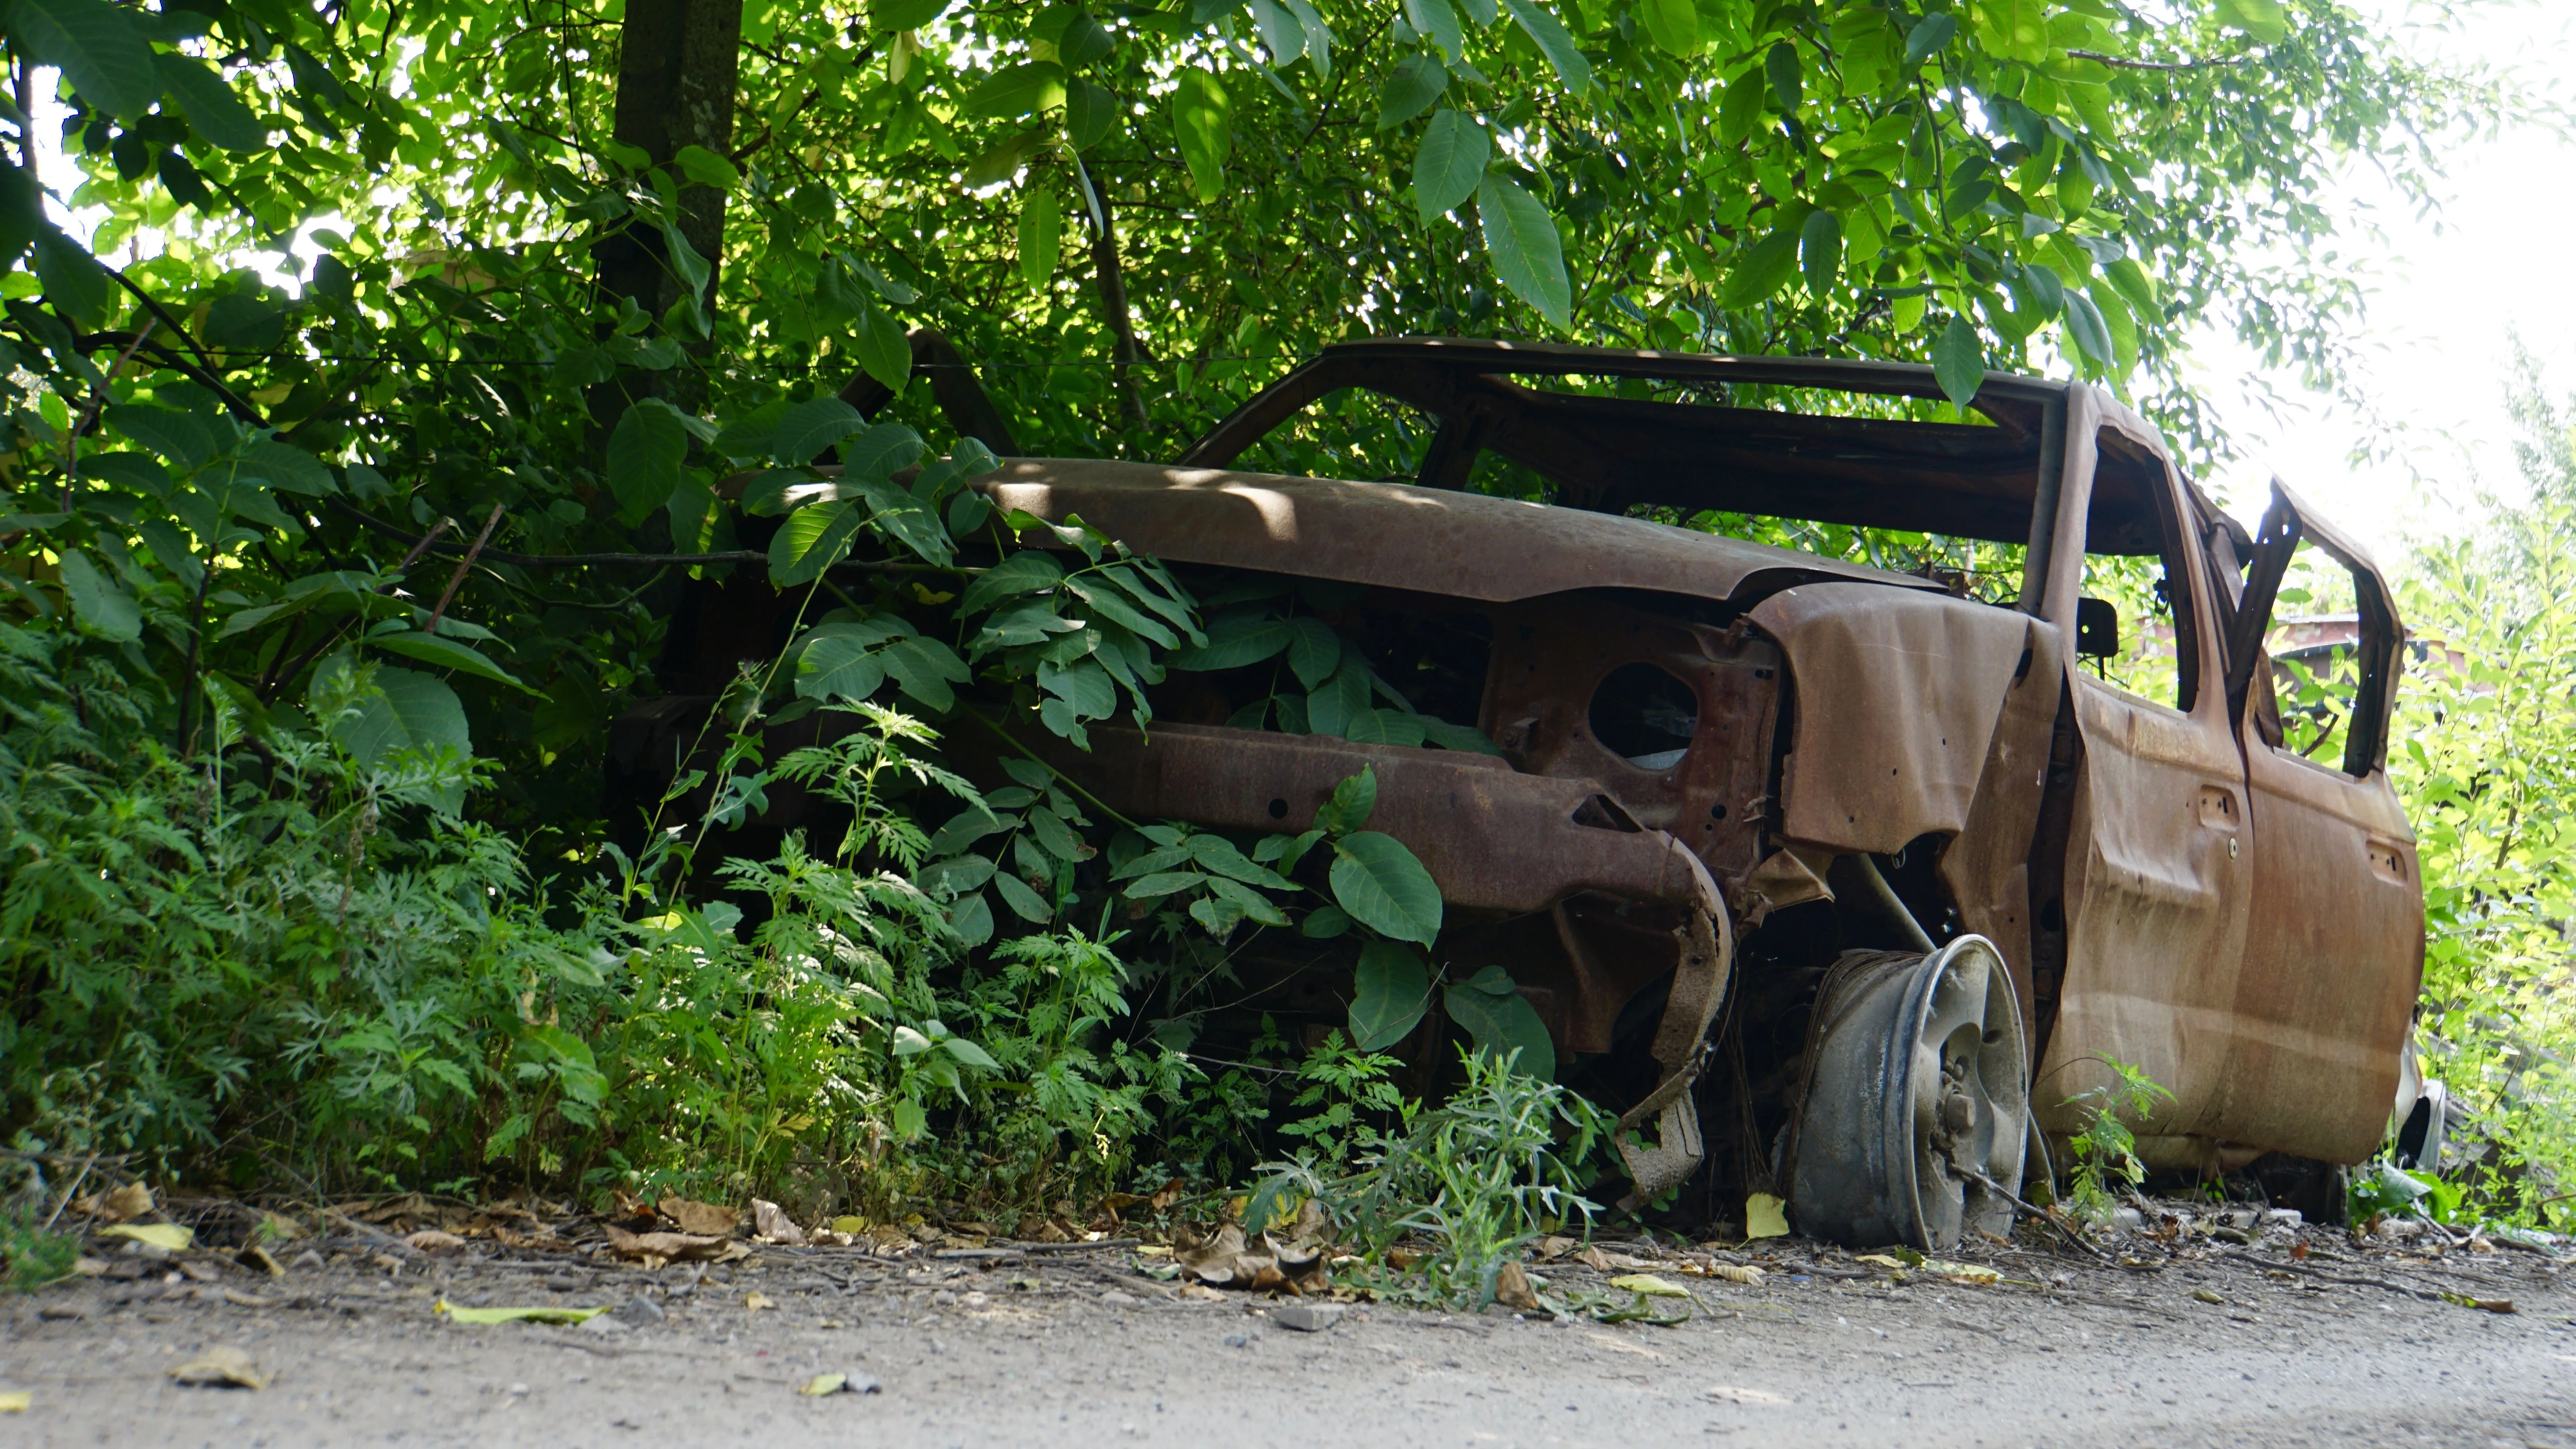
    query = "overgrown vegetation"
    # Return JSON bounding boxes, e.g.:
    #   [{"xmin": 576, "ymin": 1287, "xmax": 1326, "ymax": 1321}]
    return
[
  {"xmin": 0, "ymin": 0, "xmax": 2547, "ymax": 1282},
  {"xmin": 2056, "ymin": 1053, "xmax": 2168, "ymax": 1220}
]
